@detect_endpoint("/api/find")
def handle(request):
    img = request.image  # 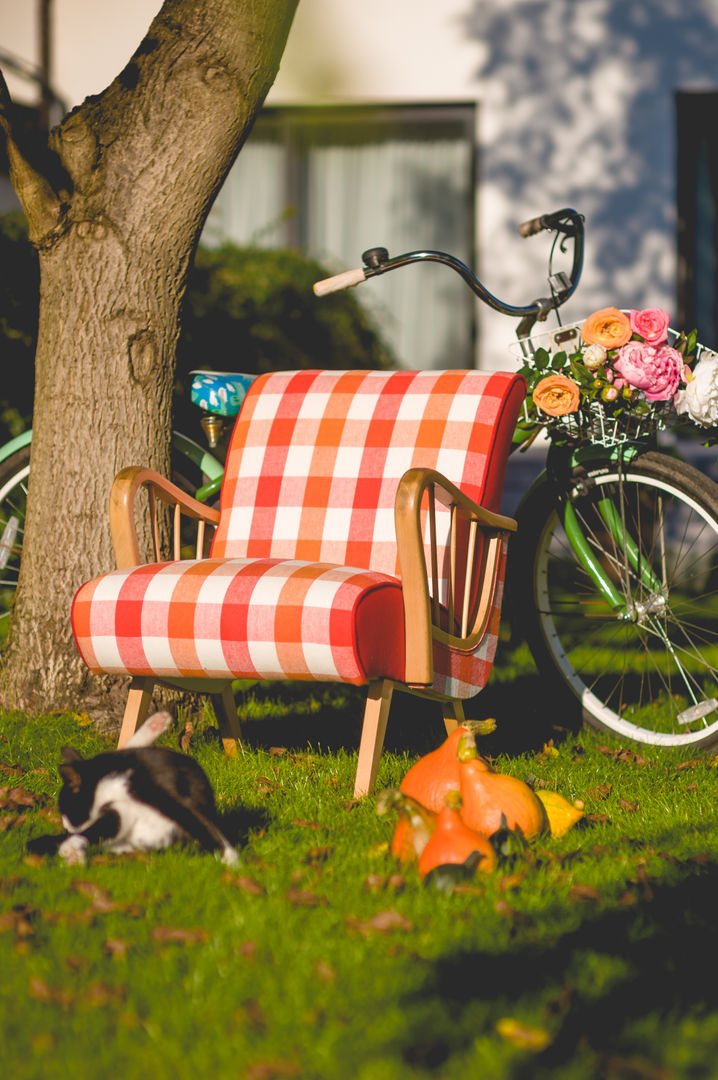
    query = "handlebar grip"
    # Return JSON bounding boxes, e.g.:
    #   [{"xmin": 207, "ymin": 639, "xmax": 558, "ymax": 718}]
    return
[
  {"xmin": 517, "ymin": 214, "xmax": 548, "ymax": 238},
  {"xmin": 313, "ymin": 267, "xmax": 366, "ymax": 297}
]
